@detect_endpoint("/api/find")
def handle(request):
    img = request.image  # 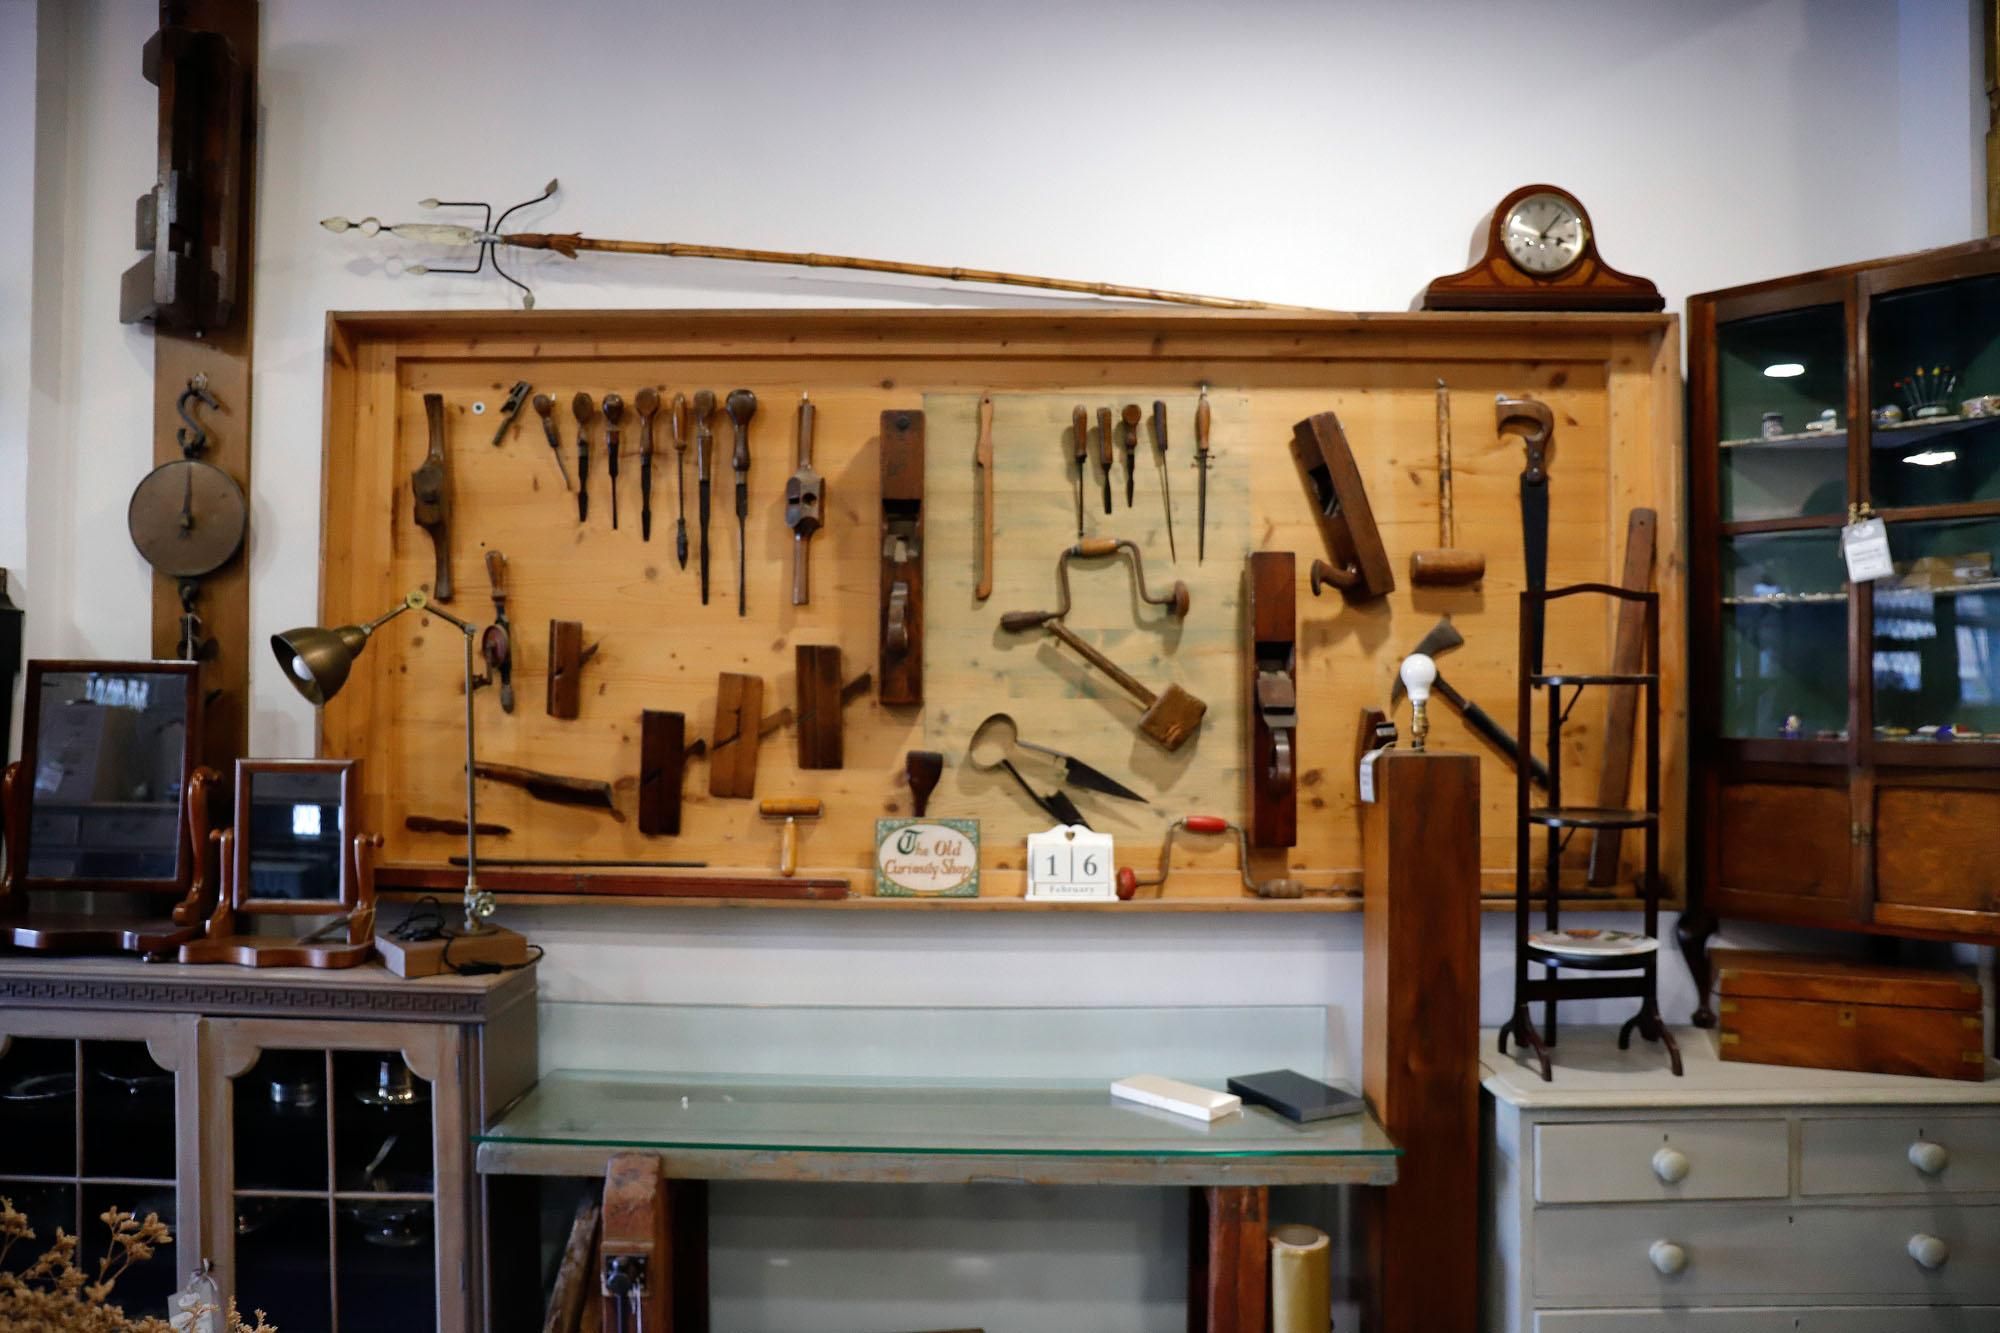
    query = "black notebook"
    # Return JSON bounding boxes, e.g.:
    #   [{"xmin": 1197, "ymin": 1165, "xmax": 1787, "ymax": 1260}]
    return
[{"xmin": 1226, "ymin": 1069, "xmax": 1365, "ymax": 1123}]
